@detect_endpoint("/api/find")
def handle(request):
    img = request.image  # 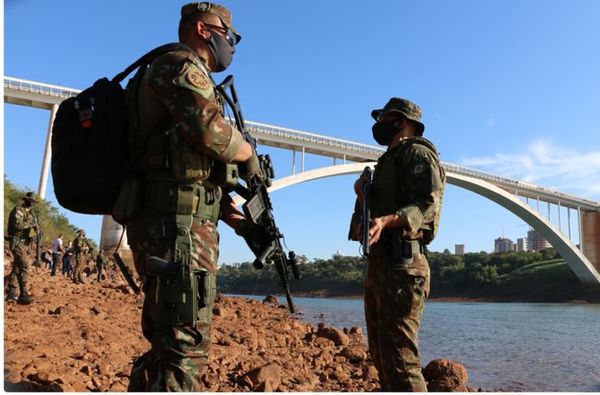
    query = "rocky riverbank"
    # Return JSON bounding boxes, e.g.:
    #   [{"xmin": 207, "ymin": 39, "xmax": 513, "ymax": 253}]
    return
[{"xmin": 4, "ymin": 247, "xmax": 483, "ymax": 391}]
